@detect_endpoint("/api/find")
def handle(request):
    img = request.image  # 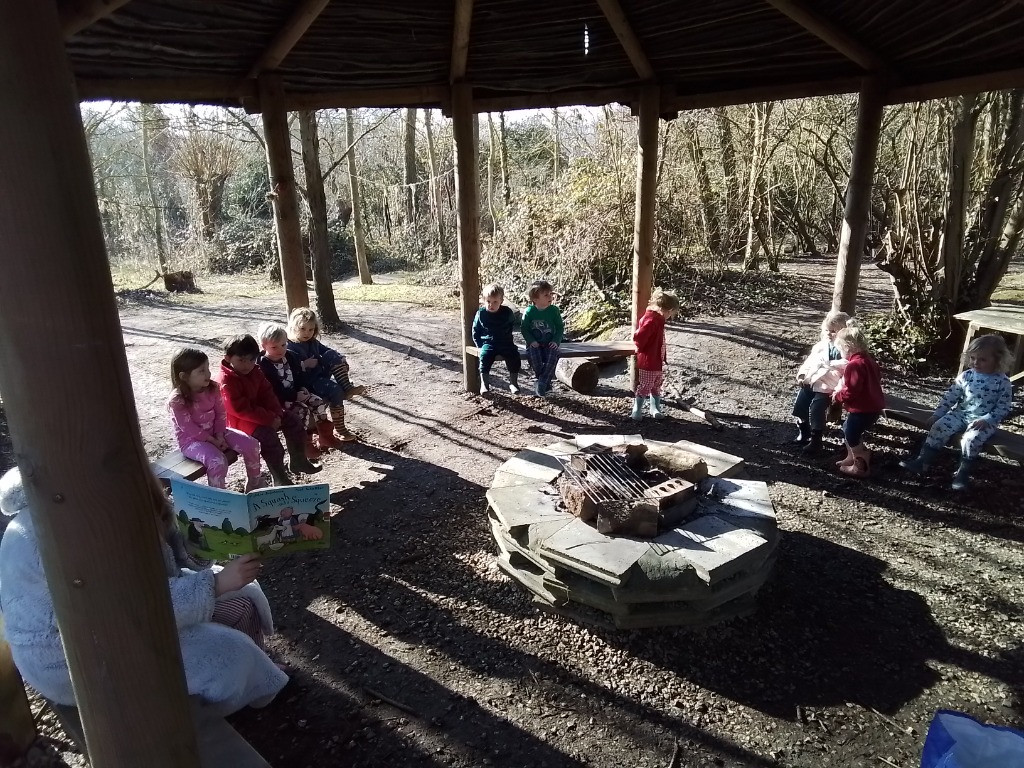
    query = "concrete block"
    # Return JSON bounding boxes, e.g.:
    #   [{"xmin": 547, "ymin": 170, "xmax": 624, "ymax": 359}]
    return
[{"xmin": 653, "ymin": 515, "xmax": 771, "ymax": 585}]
